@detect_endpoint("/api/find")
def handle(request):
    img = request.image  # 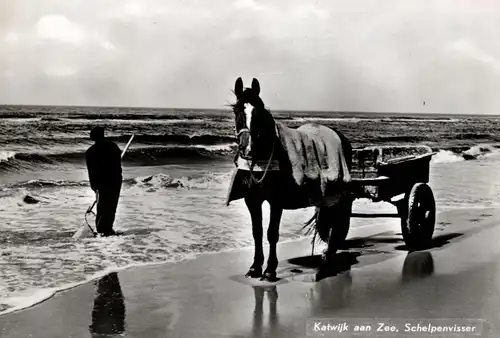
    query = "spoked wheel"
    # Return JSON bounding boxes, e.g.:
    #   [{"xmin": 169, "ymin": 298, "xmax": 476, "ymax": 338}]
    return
[{"xmin": 400, "ymin": 183, "xmax": 436, "ymax": 250}]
